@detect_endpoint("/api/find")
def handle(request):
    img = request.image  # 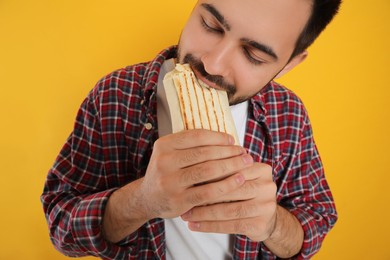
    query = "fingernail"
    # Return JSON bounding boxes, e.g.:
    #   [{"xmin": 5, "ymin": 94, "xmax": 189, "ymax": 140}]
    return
[
  {"xmin": 181, "ymin": 210, "xmax": 192, "ymax": 220},
  {"xmin": 235, "ymin": 174, "xmax": 245, "ymax": 185},
  {"xmin": 189, "ymin": 222, "xmax": 200, "ymax": 230},
  {"xmin": 242, "ymin": 154, "xmax": 253, "ymax": 164}
]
